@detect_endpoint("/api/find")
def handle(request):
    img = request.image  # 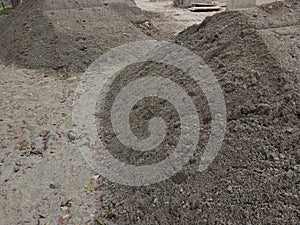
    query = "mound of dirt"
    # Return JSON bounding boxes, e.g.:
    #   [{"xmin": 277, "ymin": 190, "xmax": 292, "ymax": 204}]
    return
[
  {"xmin": 94, "ymin": 1, "xmax": 300, "ymax": 224},
  {"xmin": 0, "ymin": 0, "xmax": 148, "ymax": 71},
  {"xmin": 102, "ymin": 0, "xmax": 149, "ymax": 24},
  {"xmin": 176, "ymin": 0, "xmax": 299, "ymax": 122}
]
